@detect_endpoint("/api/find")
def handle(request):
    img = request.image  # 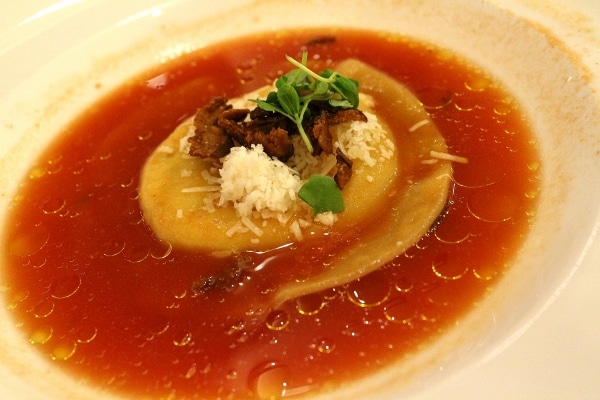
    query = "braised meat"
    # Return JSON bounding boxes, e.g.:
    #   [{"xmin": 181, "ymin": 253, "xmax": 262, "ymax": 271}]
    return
[
  {"xmin": 188, "ymin": 96, "xmax": 367, "ymax": 189},
  {"xmin": 218, "ymin": 108, "xmax": 295, "ymax": 161},
  {"xmin": 334, "ymin": 149, "xmax": 353, "ymax": 189},
  {"xmin": 189, "ymin": 97, "xmax": 233, "ymax": 159}
]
